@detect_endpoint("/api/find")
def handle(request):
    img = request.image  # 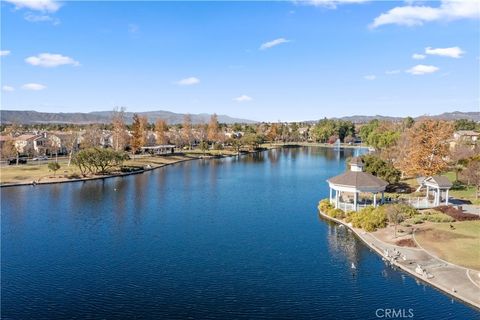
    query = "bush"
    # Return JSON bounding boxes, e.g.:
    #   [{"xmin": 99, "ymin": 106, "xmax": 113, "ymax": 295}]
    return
[
  {"xmin": 411, "ymin": 210, "xmax": 456, "ymax": 223},
  {"xmin": 318, "ymin": 199, "xmax": 346, "ymax": 219},
  {"xmin": 424, "ymin": 213, "xmax": 455, "ymax": 223},
  {"xmin": 318, "ymin": 199, "xmax": 333, "ymax": 212},
  {"xmin": 412, "ymin": 216, "xmax": 424, "ymax": 224},
  {"xmin": 327, "ymin": 208, "xmax": 345, "ymax": 219},
  {"xmin": 120, "ymin": 166, "xmax": 143, "ymax": 173},
  {"xmin": 347, "ymin": 206, "xmax": 387, "ymax": 231},
  {"xmin": 395, "ymin": 204, "xmax": 418, "ymax": 218},
  {"xmin": 451, "ymin": 180, "xmax": 466, "ymax": 190},
  {"xmin": 48, "ymin": 162, "xmax": 61, "ymax": 176}
]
